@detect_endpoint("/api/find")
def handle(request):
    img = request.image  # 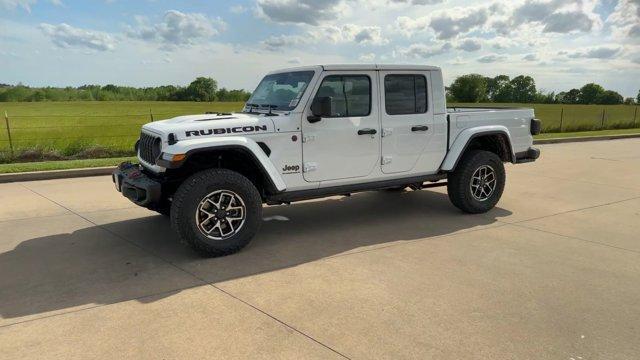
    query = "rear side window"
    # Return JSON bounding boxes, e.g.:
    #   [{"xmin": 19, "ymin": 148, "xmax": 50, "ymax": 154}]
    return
[
  {"xmin": 314, "ymin": 75, "xmax": 371, "ymax": 117},
  {"xmin": 384, "ymin": 75, "xmax": 428, "ymax": 115}
]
